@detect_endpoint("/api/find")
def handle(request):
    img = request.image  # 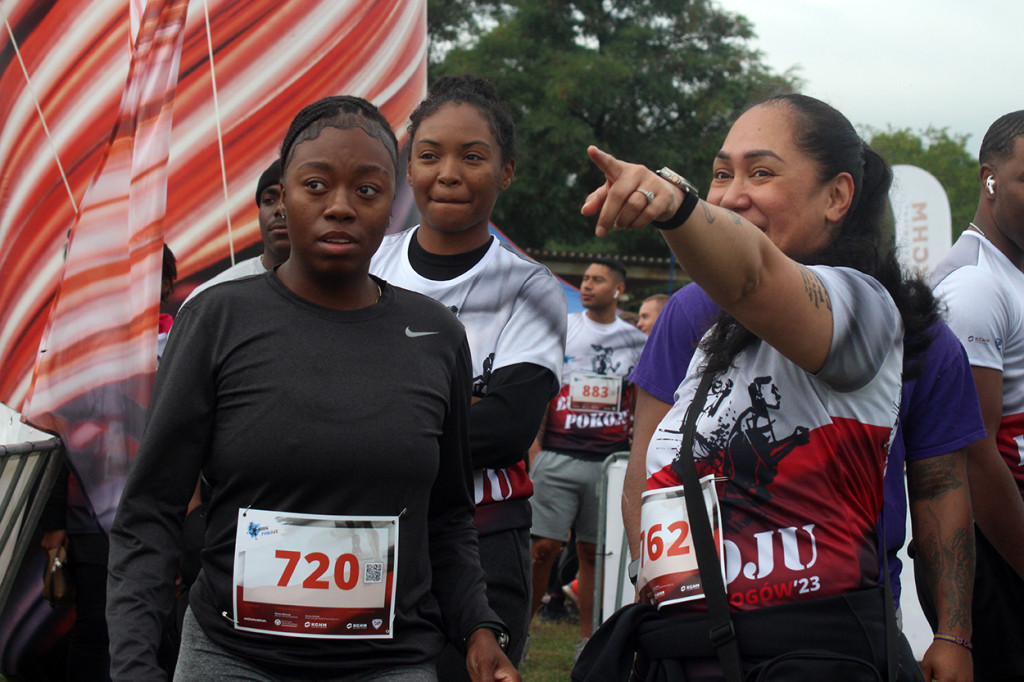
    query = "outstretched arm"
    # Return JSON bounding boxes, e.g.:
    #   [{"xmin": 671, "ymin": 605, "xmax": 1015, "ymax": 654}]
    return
[{"xmin": 581, "ymin": 146, "xmax": 834, "ymax": 374}]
